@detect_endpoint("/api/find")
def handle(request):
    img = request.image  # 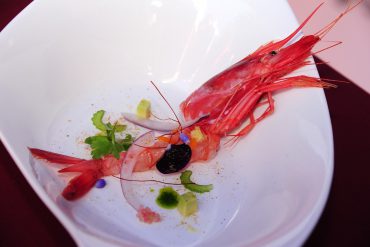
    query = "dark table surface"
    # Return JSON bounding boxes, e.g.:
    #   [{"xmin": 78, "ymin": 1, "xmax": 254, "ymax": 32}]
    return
[{"xmin": 1, "ymin": 1, "xmax": 370, "ymax": 247}]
